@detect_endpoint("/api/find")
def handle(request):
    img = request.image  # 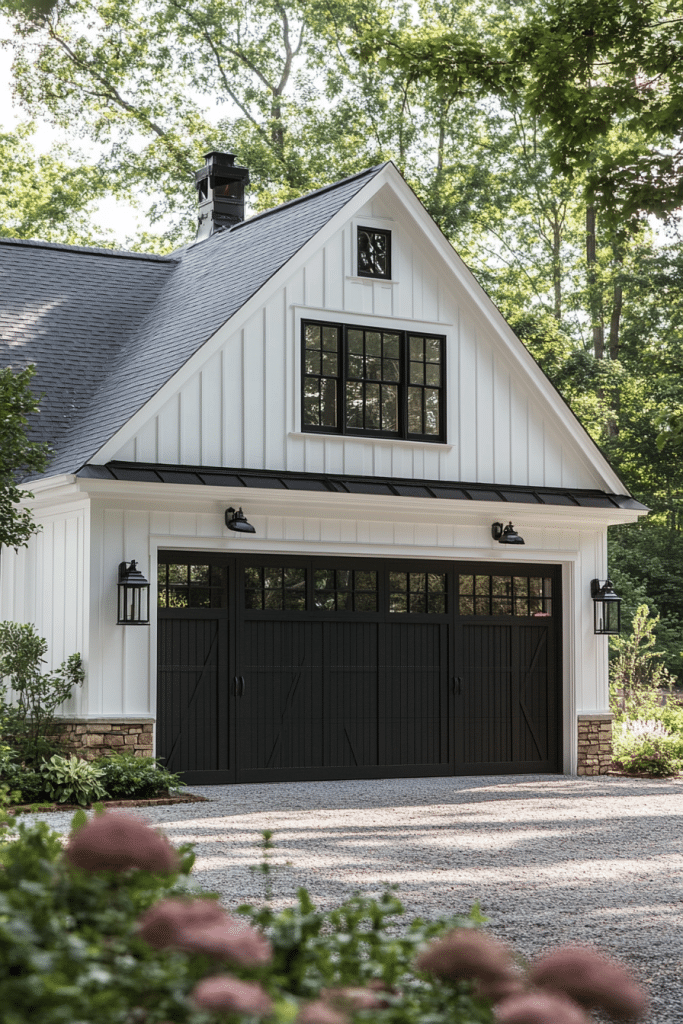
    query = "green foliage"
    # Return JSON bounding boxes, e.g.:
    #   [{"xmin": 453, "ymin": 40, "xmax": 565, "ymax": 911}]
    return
[
  {"xmin": 0, "ymin": 814, "xmax": 495, "ymax": 1024},
  {"xmin": 40, "ymin": 754, "xmax": 107, "ymax": 806},
  {"xmin": 0, "ymin": 622, "xmax": 84, "ymax": 768},
  {"xmin": 0, "ymin": 813, "xmax": 213, "ymax": 1024},
  {"xmin": 612, "ymin": 719, "xmax": 682, "ymax": 777},
  {"xmin": 609, "ymin": 605, "xmax": 674, "ymax": 720},
  {"xmin": 93, "ymin": 753, "xmax": 185, "ymax": 800},
  {"xmin": 0, "ymin": 366, "xmax": 50, "ymax": 550}
]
